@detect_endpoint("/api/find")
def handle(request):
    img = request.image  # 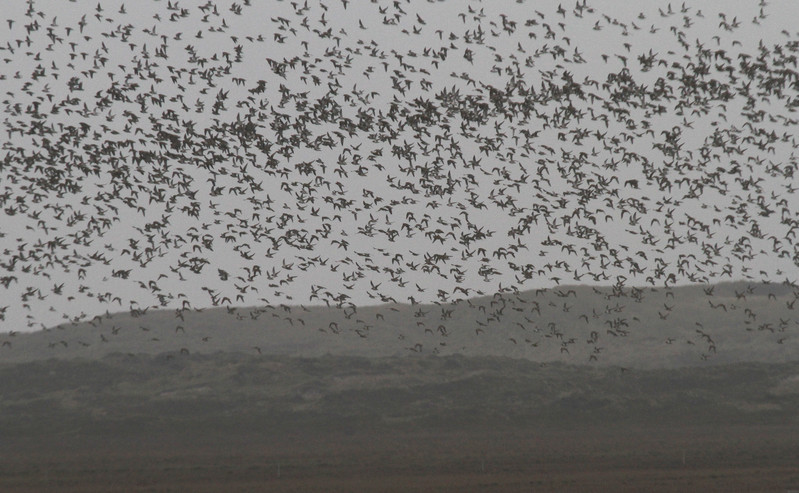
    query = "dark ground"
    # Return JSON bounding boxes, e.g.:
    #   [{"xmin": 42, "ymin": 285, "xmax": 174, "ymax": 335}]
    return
[
  {"xmin": 3, "ymin": 354, "xmax": 799, "ymax": 491},
  {"xmin": 3, "ymin": 426, "xmax": 799, "ymax": 492}
]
